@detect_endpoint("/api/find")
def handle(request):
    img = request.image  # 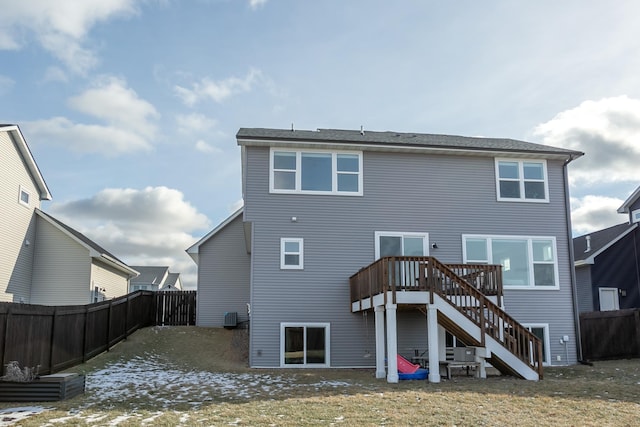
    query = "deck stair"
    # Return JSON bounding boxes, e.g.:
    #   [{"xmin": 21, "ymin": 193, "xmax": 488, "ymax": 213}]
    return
[{"xmin": 350, "ymin": 256, "xmax": 543, "ymax": 380}]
